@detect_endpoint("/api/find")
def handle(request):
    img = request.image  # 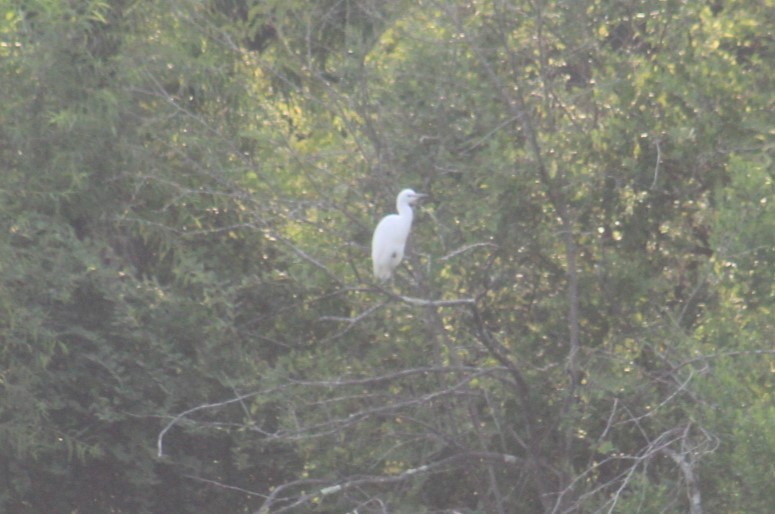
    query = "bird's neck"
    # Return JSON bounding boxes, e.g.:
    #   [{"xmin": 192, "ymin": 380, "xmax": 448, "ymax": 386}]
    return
[{"xmin": 396, "ymin": 203, "xmax": 414, "ymax": 220}]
